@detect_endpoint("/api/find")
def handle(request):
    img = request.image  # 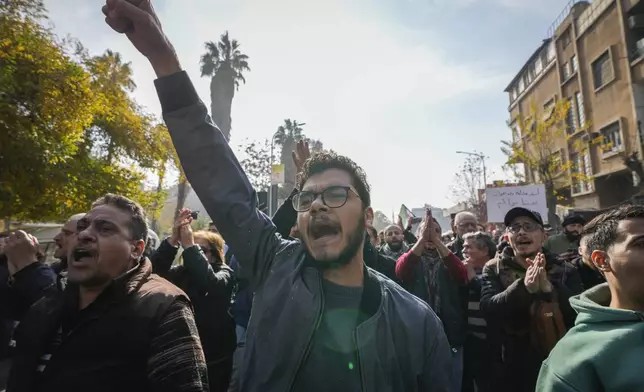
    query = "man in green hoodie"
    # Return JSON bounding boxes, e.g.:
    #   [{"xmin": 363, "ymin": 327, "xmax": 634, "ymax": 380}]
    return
[{"xmin": 537, "ymin": 204, "xmax": 644, "ymax": 391}]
